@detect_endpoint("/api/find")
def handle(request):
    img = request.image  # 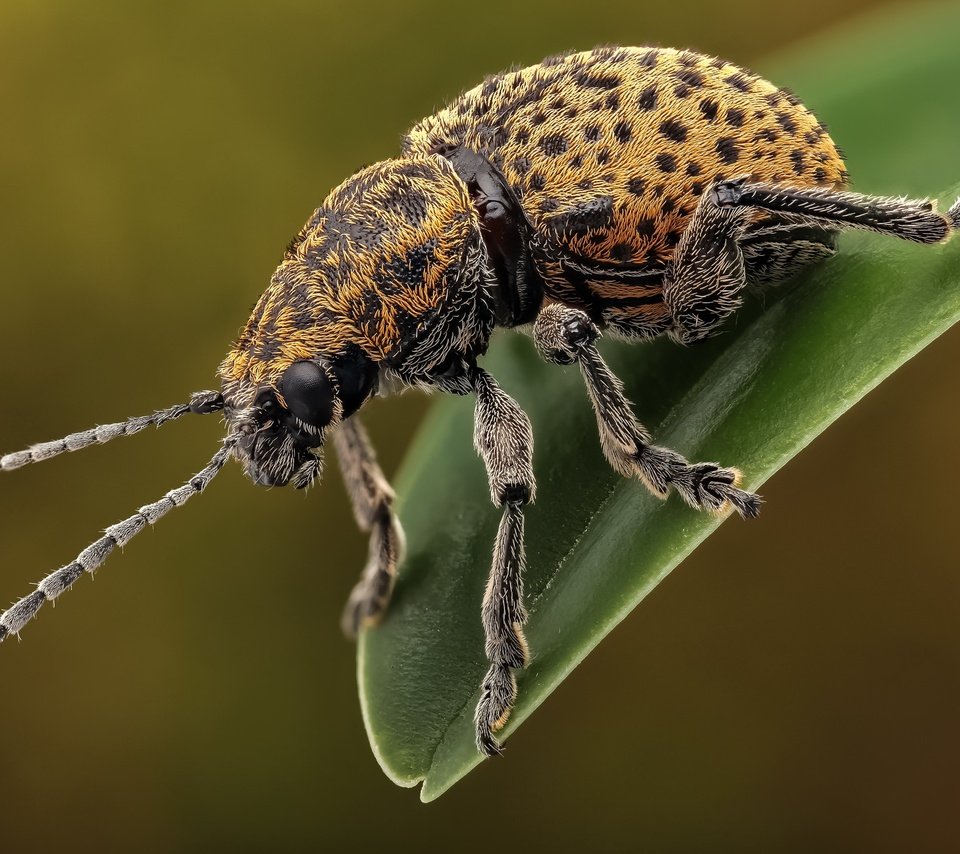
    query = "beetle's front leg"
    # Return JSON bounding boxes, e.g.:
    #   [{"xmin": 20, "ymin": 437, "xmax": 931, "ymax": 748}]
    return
[
  {"xmin": 470, "ymin": 366, "xmax": 535, "ymax": 755},
  {"xmin": 533, "ymin": 304, "xmax": 760, "ymax": 519},
  {"xmin": 333, "ymin": 416, "xmax": 405, "ymax": 638}
]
